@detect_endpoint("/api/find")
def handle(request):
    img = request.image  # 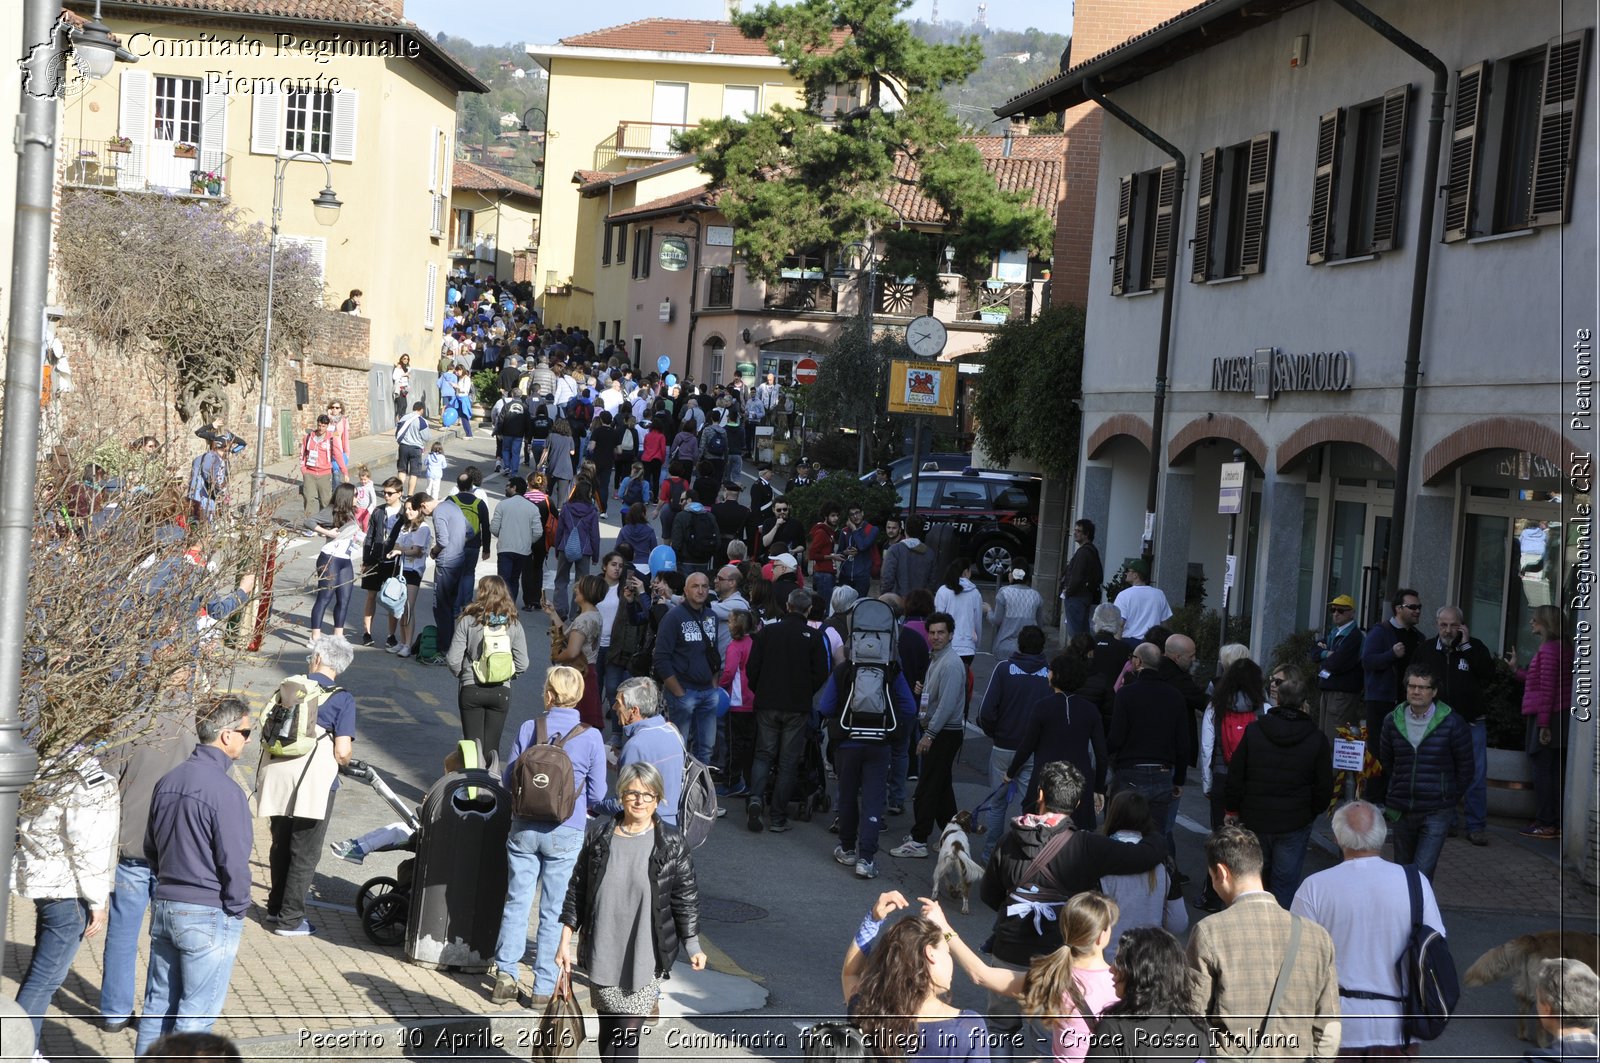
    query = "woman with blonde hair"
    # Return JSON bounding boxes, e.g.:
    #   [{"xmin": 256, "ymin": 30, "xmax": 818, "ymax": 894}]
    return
[
  {"xmin": 493, "ymin": 665, "xmax": 605, "ymax": 1007},
  {"xmin": 445, "ymin": 575, "xmax": 530, "ymax": 760},
  {"xmin": 1516, "ymin": 604, "xmax": 1573, "ymax": 839},
  {"xmin": 922, "ymin": 891, "xmax": 1117, "ymax": 1062}
]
